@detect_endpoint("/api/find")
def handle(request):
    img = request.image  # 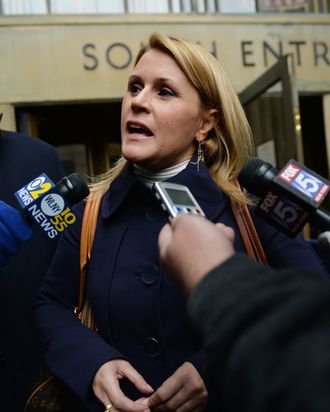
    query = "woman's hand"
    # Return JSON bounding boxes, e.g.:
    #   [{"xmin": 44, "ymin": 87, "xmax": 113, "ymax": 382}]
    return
[
  {"xmin": 147, "ymin": 362, "xmax": 208, "ymax": 411},
  {"xmin": 92, "ymin": 359, "xmax": 153, "ymax": 412}
]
